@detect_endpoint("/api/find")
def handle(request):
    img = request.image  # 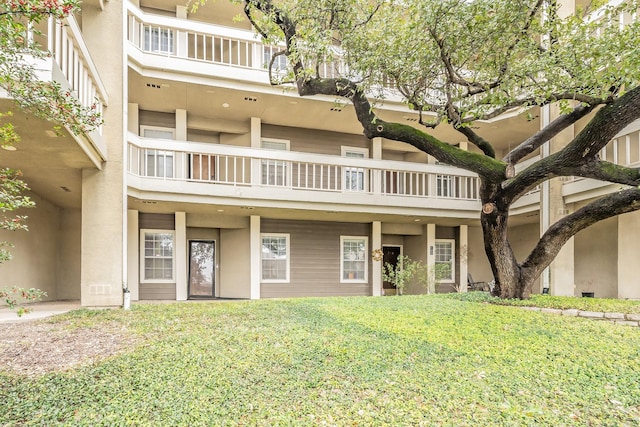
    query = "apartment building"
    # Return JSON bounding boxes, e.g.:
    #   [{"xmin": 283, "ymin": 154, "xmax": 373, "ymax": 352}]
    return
[{"xmin": 0, "ymin": 0, "xmax": 638, "ymax": 305}]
